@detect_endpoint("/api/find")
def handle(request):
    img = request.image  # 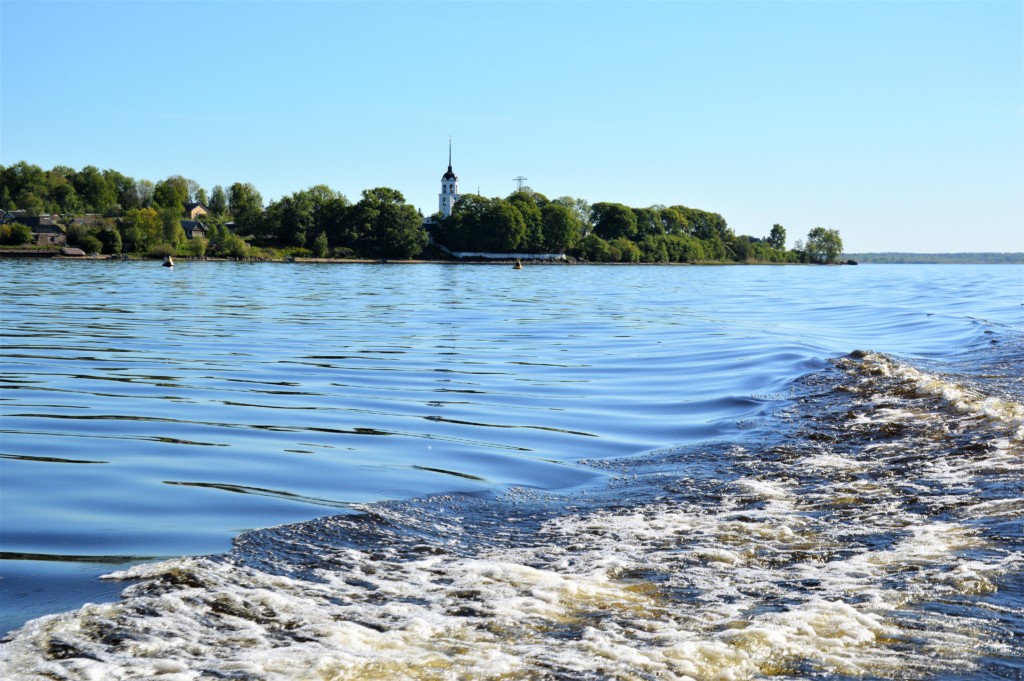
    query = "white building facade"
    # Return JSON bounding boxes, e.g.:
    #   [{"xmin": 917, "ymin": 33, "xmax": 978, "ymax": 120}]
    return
[{"xmin": 438, "ymin": 142, "xmax": 459, "ymax": 218}]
